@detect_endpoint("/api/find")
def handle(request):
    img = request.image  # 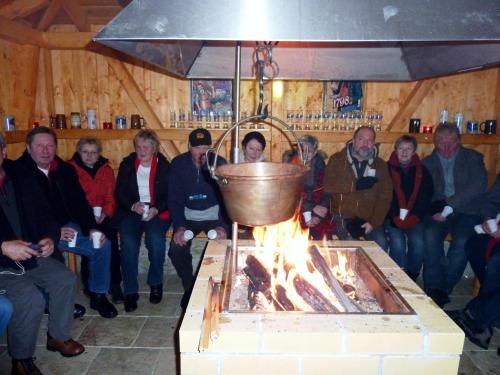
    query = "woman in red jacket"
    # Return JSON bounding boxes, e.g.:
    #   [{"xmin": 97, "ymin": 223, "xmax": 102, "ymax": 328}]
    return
[{"xmin": 69, "ymin": 137, "xmax": 123, "ymax": 303}]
